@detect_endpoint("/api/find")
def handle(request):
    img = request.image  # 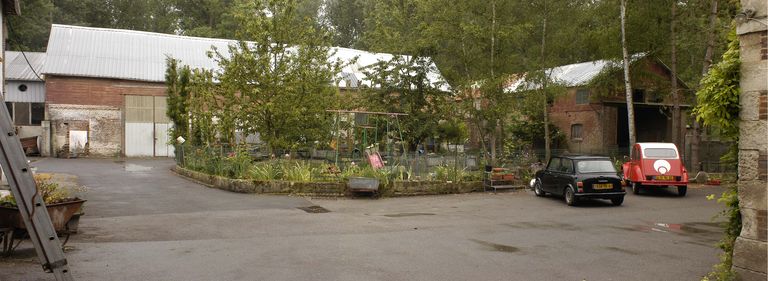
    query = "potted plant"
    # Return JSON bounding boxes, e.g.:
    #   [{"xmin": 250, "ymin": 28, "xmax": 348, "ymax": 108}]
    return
[{"xmin": 0, "ymin": 173, "xmax": 86, "ymax": 233}]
